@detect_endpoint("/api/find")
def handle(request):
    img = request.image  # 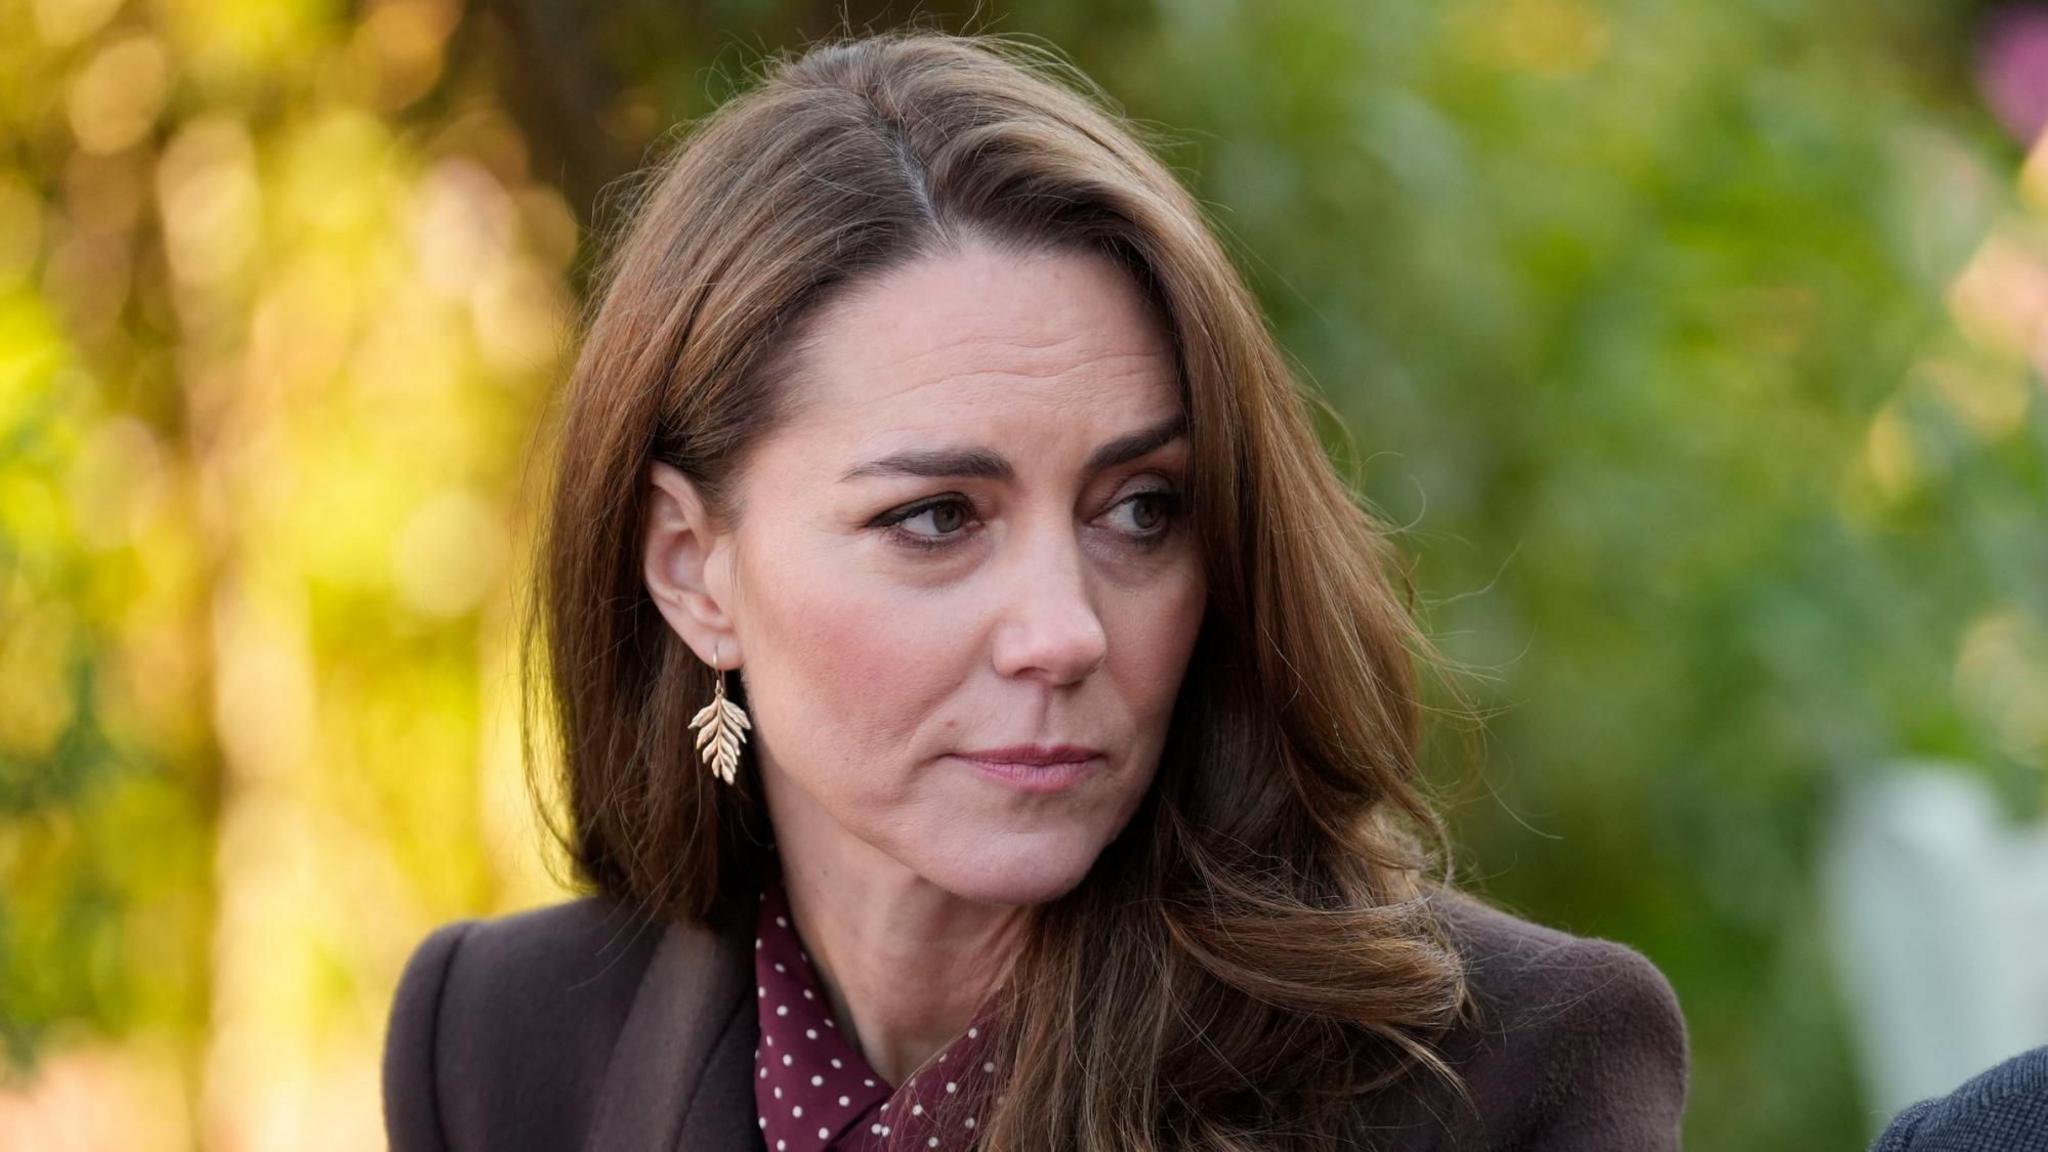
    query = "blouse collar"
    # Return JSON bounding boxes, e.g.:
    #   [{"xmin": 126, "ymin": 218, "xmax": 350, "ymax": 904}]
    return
[{"xmin": 753, "ymin": 854, "xmax": 1001, "ymax": 1151}]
